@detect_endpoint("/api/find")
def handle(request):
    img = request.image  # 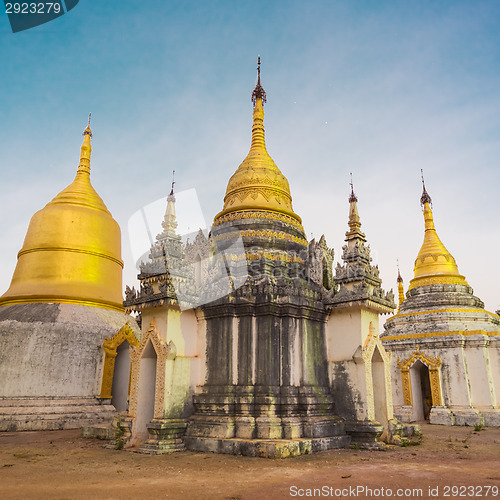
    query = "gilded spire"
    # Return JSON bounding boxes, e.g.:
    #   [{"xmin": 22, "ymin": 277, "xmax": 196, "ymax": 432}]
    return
[
  {"xmin": 397, "ymin": 262, "xmax": 405, "ymax": 311},
  {"xmin": 214, "ymin": 59, "xmax": 302, "ymax": 224},
  {"xmin": 78, "ymin": 114, "xmax": 92, "ymax": 175},
  {"xmin": 347, "ymin": 173, "xmax": 362, "ymax": 235},
  {"xmin": 409, "ymin": 177, "xmax": 468, "ymax": 290},
  {"xmin": 49, "ymin": 117, "xmax": 109, "ymax": 212}
]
